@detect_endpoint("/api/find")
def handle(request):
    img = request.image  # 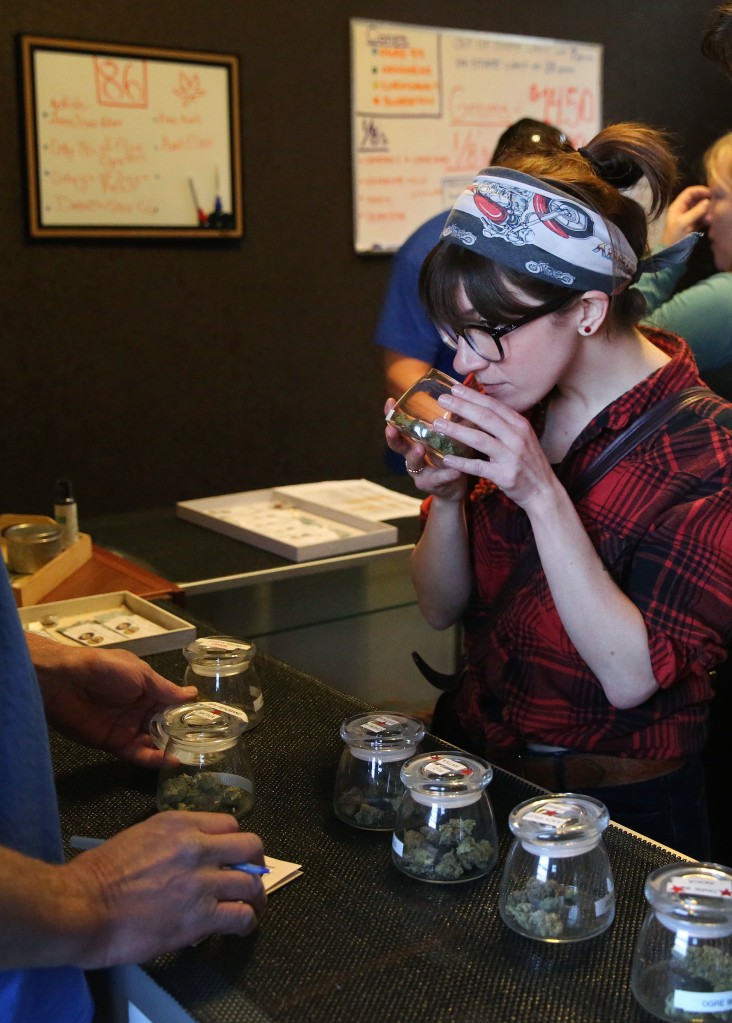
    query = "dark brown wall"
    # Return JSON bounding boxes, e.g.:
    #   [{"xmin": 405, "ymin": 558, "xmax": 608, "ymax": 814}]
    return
[{"xmin": 1, "ymin": 1, "xmax": 729, "ymax": 516}]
